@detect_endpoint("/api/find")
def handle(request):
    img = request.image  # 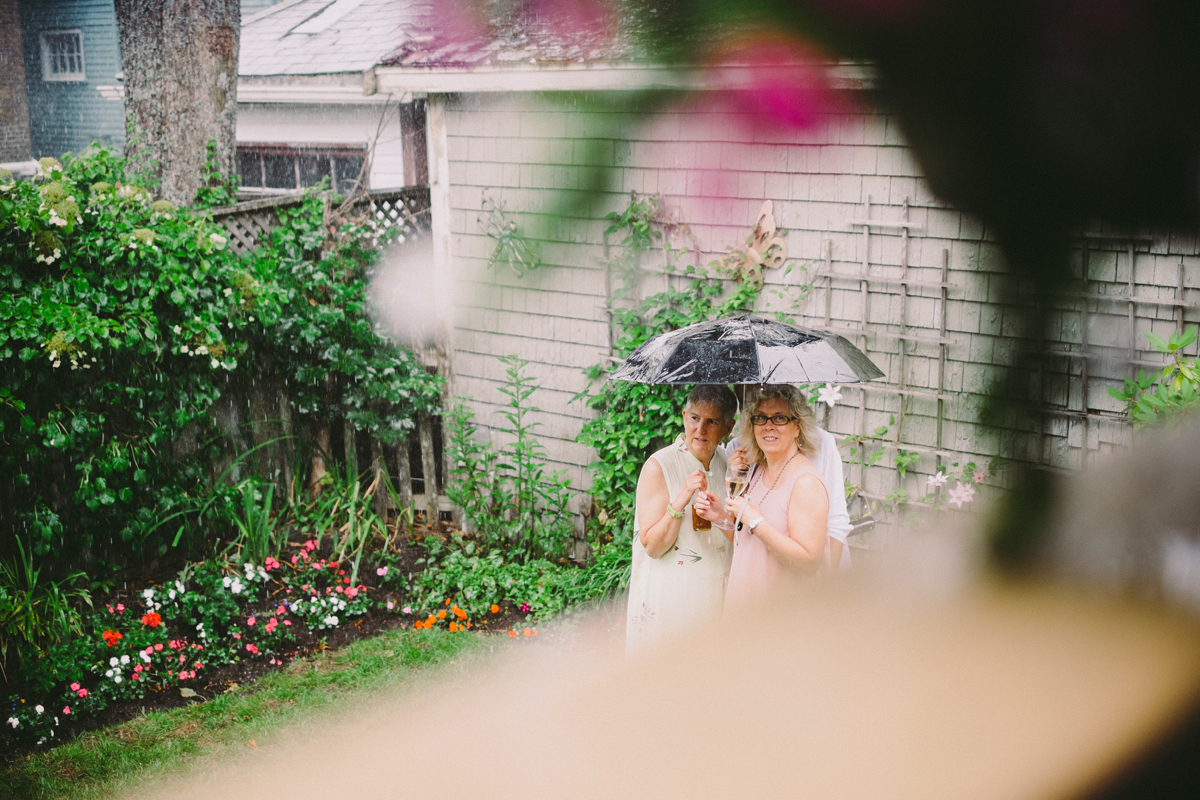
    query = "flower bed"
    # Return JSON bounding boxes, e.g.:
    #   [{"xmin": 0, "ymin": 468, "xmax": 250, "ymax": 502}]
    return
[{"xmin": 1, "ymin": 531, "xmax": 544, "ymax": 752}]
